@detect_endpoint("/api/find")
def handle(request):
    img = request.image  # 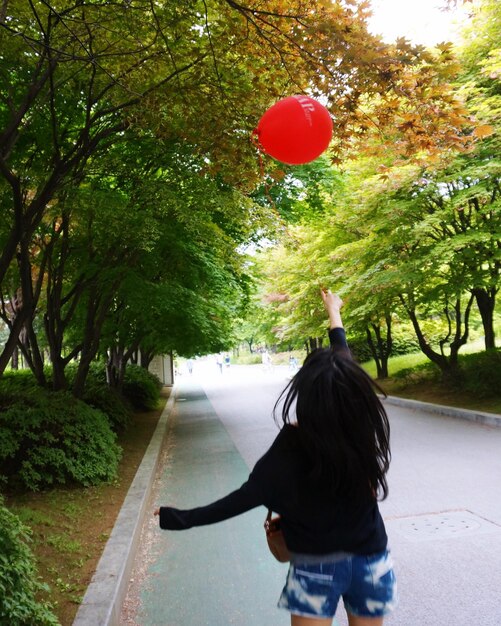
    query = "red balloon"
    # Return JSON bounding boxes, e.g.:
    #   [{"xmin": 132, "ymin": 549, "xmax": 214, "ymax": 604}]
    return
[{"xmin": 255, "ymin": 95, "xmax": 333, "ymax": 165}]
